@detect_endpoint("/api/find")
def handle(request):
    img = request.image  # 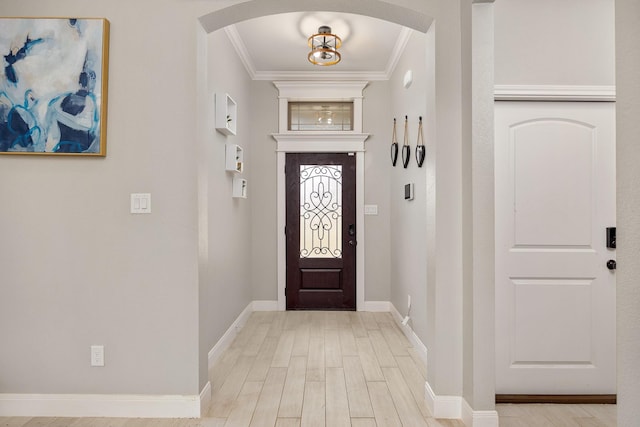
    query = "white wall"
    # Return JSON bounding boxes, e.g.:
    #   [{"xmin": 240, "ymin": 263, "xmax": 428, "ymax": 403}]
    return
[
  {"xmin": 615, "ymin": 0, "xmax": 640, "ymax": 423},
  {"xmin": 495, "ymin": 0, "xmax": 615, "ymax": 86}
]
